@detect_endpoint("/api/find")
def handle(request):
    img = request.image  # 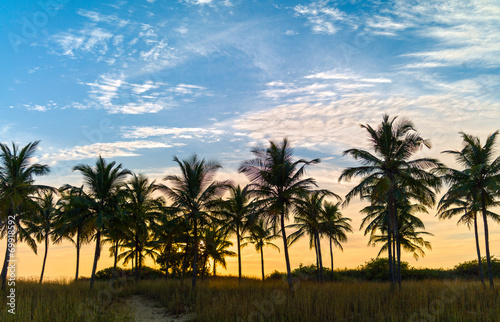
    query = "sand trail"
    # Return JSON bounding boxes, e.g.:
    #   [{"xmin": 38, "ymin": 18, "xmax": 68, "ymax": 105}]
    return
[{"xmin": 127, "ymin": 295, "xmax": 194, "ymax": 322}]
